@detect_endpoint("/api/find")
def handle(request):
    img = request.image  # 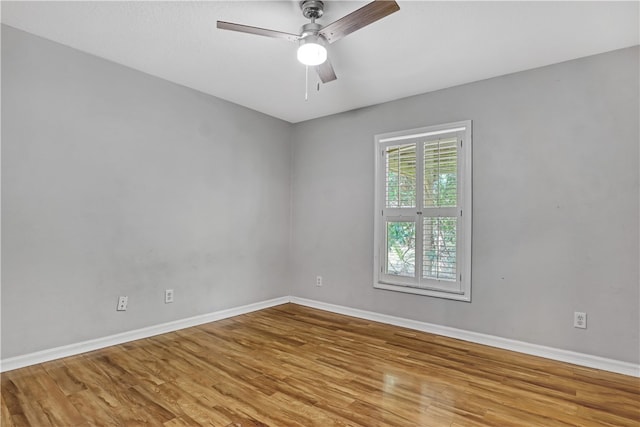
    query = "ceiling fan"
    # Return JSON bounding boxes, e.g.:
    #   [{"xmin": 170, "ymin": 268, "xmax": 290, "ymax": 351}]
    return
[{"xmin": 217, "ymin": 0, "xmax": 400, "ymax": 84}]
